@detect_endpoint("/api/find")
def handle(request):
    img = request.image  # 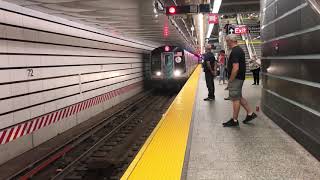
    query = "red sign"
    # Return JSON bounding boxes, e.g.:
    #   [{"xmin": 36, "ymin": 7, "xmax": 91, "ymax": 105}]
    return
[
  {"xmin": 234, "ymin": 25, "xmax": 248, "ymax": 34},
  {"xmin": 208, "ymin": 13, "xmax": 219, "ymax": 24}
]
